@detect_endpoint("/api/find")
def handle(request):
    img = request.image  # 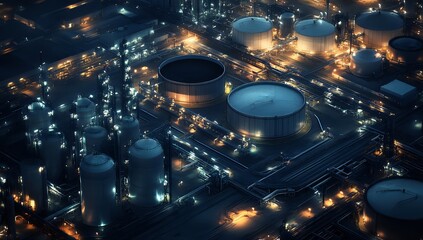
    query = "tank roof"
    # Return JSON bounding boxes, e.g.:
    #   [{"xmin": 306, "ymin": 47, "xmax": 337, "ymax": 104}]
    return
[
  {"xmin": 28, "ymin": 102, "xmax": 47, "ymax": 111},
  {"xmin": 81, "ymin": 154, "xmax": 114, "ymax": 172},
  {"xmin": 228, "ymin": 82, "xmax": 305, "ymax": 118},
  {"xmin": 232, "ymin": 17, "xmax": 272, "ymax": 33},
  {"xmin": 84, "ymin": 126, "xmax": 107, "ymax": 135},
  {"xmin": 130, "ymin": 138, "xmax": 163, "ymax": 160},
  {"xmin": 281, "ymin": 12, "xmax": 295, "ymax": 19},
  {"xmin": 159, "ymin": 55, "xmax": 225, "ymax": 84},
  {"xmin": 389, "ymin": 36, "xmax": 423, "ymax": 52},
  {"xmin": 295, "ymin": 19, "xmax": 335, "ymax": 37},
  {"xmin": 76, "ymin": 97, "xmax": 94, "ymax": 108},
  {"xmin": 356, "ymin": 11, "xmax": 403, "ymax": 31},
  {"xmin": 366, "ymin": 178, "xmax": 423, "ymax": 220},
  {"xmin": 352, "ymin": 49, "xmax": 381, "ymax": 63}
]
